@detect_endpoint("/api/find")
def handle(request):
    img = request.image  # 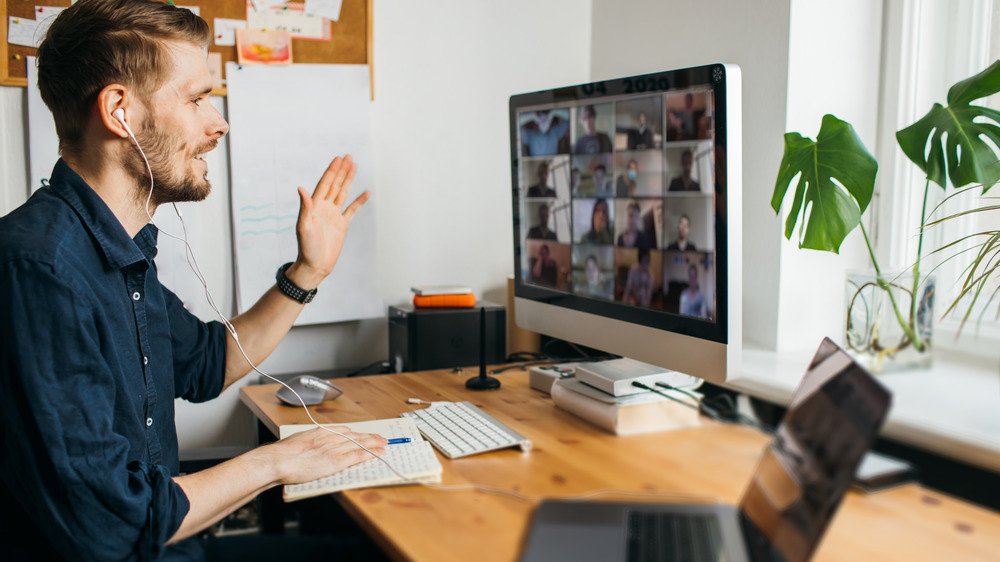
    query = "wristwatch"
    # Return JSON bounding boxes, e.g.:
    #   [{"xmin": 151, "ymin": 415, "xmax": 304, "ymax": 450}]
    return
[{"xmin": 275, "ymin": 262, "xmax": 318, "ymax": 304}]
